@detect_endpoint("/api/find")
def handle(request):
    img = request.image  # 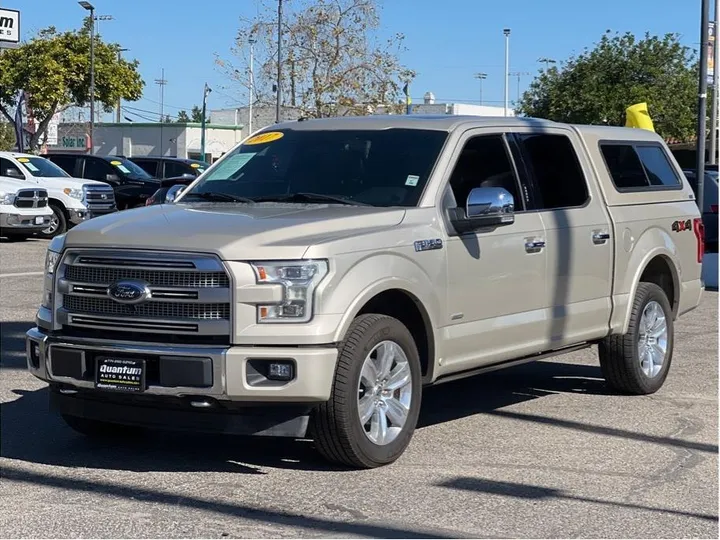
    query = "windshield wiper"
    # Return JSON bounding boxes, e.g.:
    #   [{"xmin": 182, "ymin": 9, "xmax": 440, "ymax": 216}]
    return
[
  {"xmin": 253, "ymin": 192, "xmax": 370, "ymax": 206},
  {"xmin": 184, "ymin": 191, "xmax": 256, "ymax": 203}
]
